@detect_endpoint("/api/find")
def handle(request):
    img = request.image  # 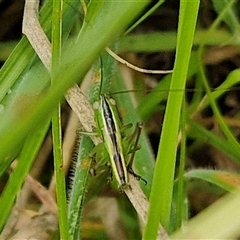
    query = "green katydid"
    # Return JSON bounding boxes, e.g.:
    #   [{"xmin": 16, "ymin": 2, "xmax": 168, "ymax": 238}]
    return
[
  {"xmin": 81, "ymin": 50, "xmax": 149, "ymax": 189},
  {"xmin": 92, "ymin": 94, "xmax": 145, "ymax": 189}
]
